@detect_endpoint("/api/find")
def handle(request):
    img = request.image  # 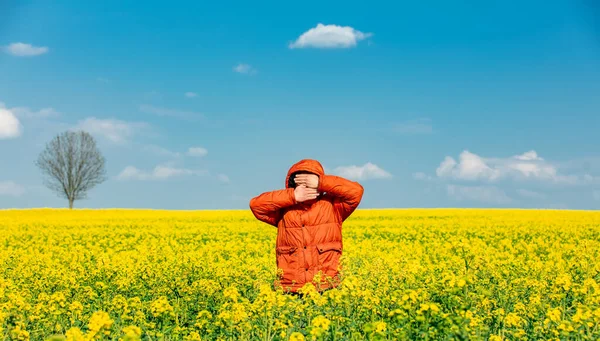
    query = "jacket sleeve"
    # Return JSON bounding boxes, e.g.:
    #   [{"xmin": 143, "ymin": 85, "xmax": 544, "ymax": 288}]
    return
[
  {"xmin": 249, "ymin": 188, "xmax": 297, "ymax": 227},
  {"xmin": 318, "ymin": 174, "xmax": 364, "ymax": 222}
]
